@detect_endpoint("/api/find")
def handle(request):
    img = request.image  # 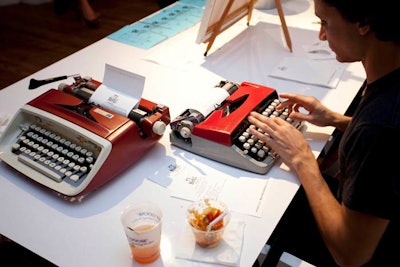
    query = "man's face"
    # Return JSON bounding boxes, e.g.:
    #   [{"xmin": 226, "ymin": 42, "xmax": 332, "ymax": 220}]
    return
[{"xmin": 314, "ymin": 0, "xmax": 365, "ymax": 63}]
